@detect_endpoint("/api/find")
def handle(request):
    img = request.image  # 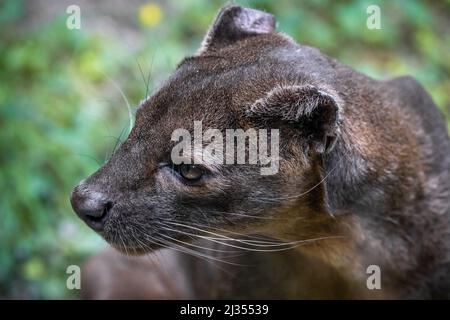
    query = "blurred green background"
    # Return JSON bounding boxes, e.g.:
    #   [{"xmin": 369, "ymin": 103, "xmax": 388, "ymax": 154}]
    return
[{"xmin": 0, "ymin": 0, "xmax": 449, "ymax": 299}]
